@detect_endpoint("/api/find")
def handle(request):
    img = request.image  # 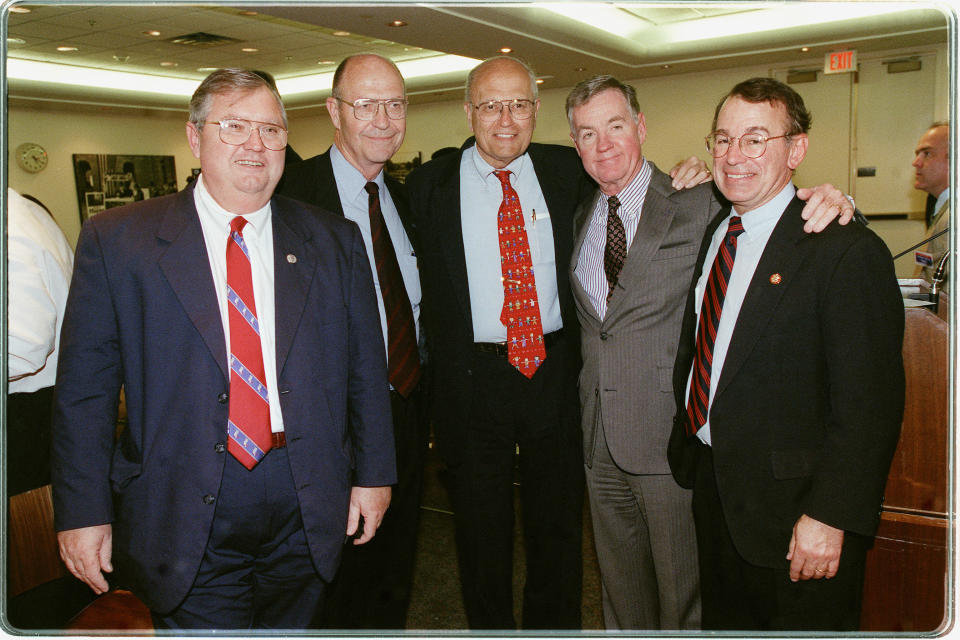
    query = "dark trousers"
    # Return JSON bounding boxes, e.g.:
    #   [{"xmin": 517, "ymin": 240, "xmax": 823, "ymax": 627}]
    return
[
  {"xmin": 154, "ymin": 448, "xmax": 325, "ymax": 630},
  {"xmin": 7, "ymin": 387, "xmax": 54, "ymax": 496},
  {"xmin": 692, "ymin": 442, "xmax": 867, "ymax": 631},
  {"xmin": 443, "ymin": 340, "xmax": 584, "ymax": 630},
  {"xmin": 320, "ymin": 386, "xmax": 429, "ymax": 629}
]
